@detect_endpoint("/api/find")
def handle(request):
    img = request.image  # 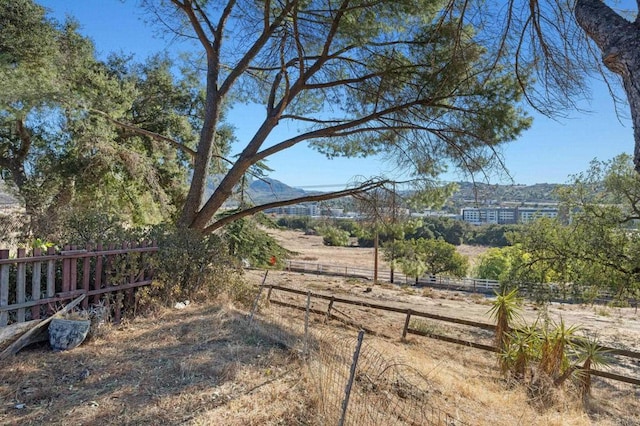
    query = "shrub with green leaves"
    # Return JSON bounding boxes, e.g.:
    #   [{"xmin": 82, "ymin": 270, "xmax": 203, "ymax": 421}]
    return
[
  {"xmin": 145, "ymin": 225, "xmax": 248, "ymax": 306},
  {"xmin": 318, "ymin": 225, "xmax": 351, "ymax": 247},
  {"xmin": 222, "ymin": 217, "xmax": 291, "ymax": 267}
]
